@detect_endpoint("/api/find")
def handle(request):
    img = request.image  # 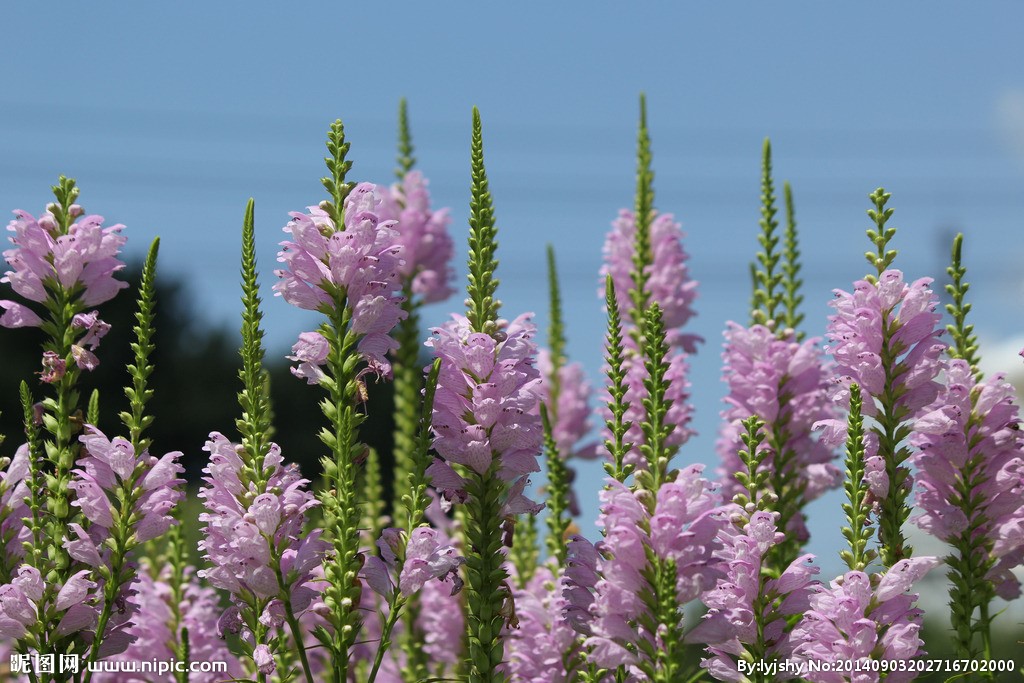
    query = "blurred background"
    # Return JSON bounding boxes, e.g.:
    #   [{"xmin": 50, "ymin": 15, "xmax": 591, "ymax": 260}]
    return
[{"xmin": 2, "ymin": 2, "xmax": 1023, "ymax": 669}]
